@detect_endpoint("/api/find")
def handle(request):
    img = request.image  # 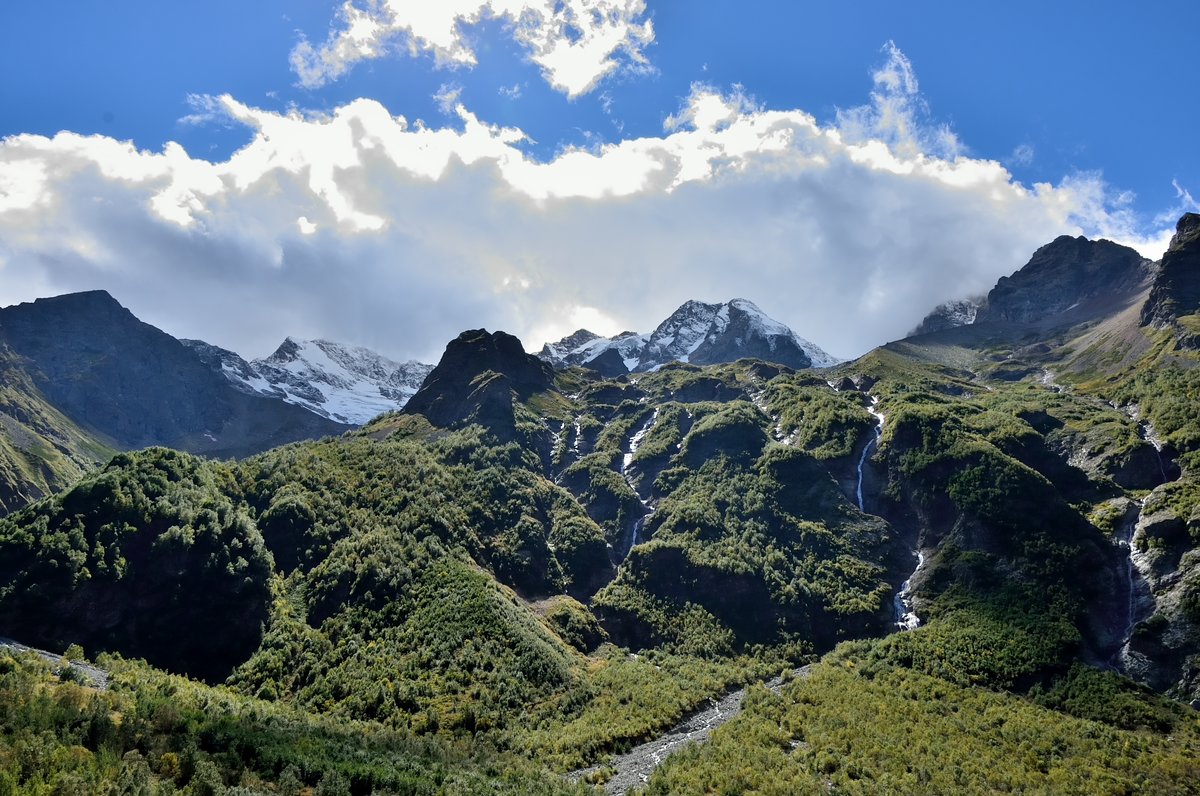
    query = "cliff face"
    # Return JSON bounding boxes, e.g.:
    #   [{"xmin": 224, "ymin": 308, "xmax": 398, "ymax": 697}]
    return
[{"xmin": 1142, "ymin": 212, "xmax": 1200, "ymax": 327}]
